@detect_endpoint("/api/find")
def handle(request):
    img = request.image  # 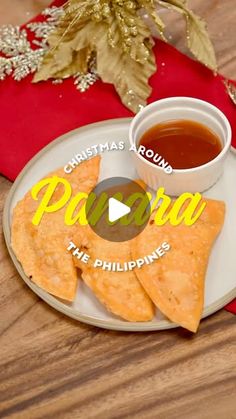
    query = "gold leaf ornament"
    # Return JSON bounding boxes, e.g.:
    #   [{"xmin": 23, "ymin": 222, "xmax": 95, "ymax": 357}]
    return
[
  {"xmin": 156, "ymin": 0, "xmax": 217, "ymax": 71},
  {"xmin": 33, "ymin": 3, "xmax": 92, "ymax": 81},
  {"xmin": 34, "ymin": 0, "xmax": 217, "ymax": 112},
  {"xmin": 97, "ymin": 32, "xmax": 156, "ymax": 112},
  {"xmin": 96, "ymin": 2, "xmax": 156, "ymax": 111}
]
